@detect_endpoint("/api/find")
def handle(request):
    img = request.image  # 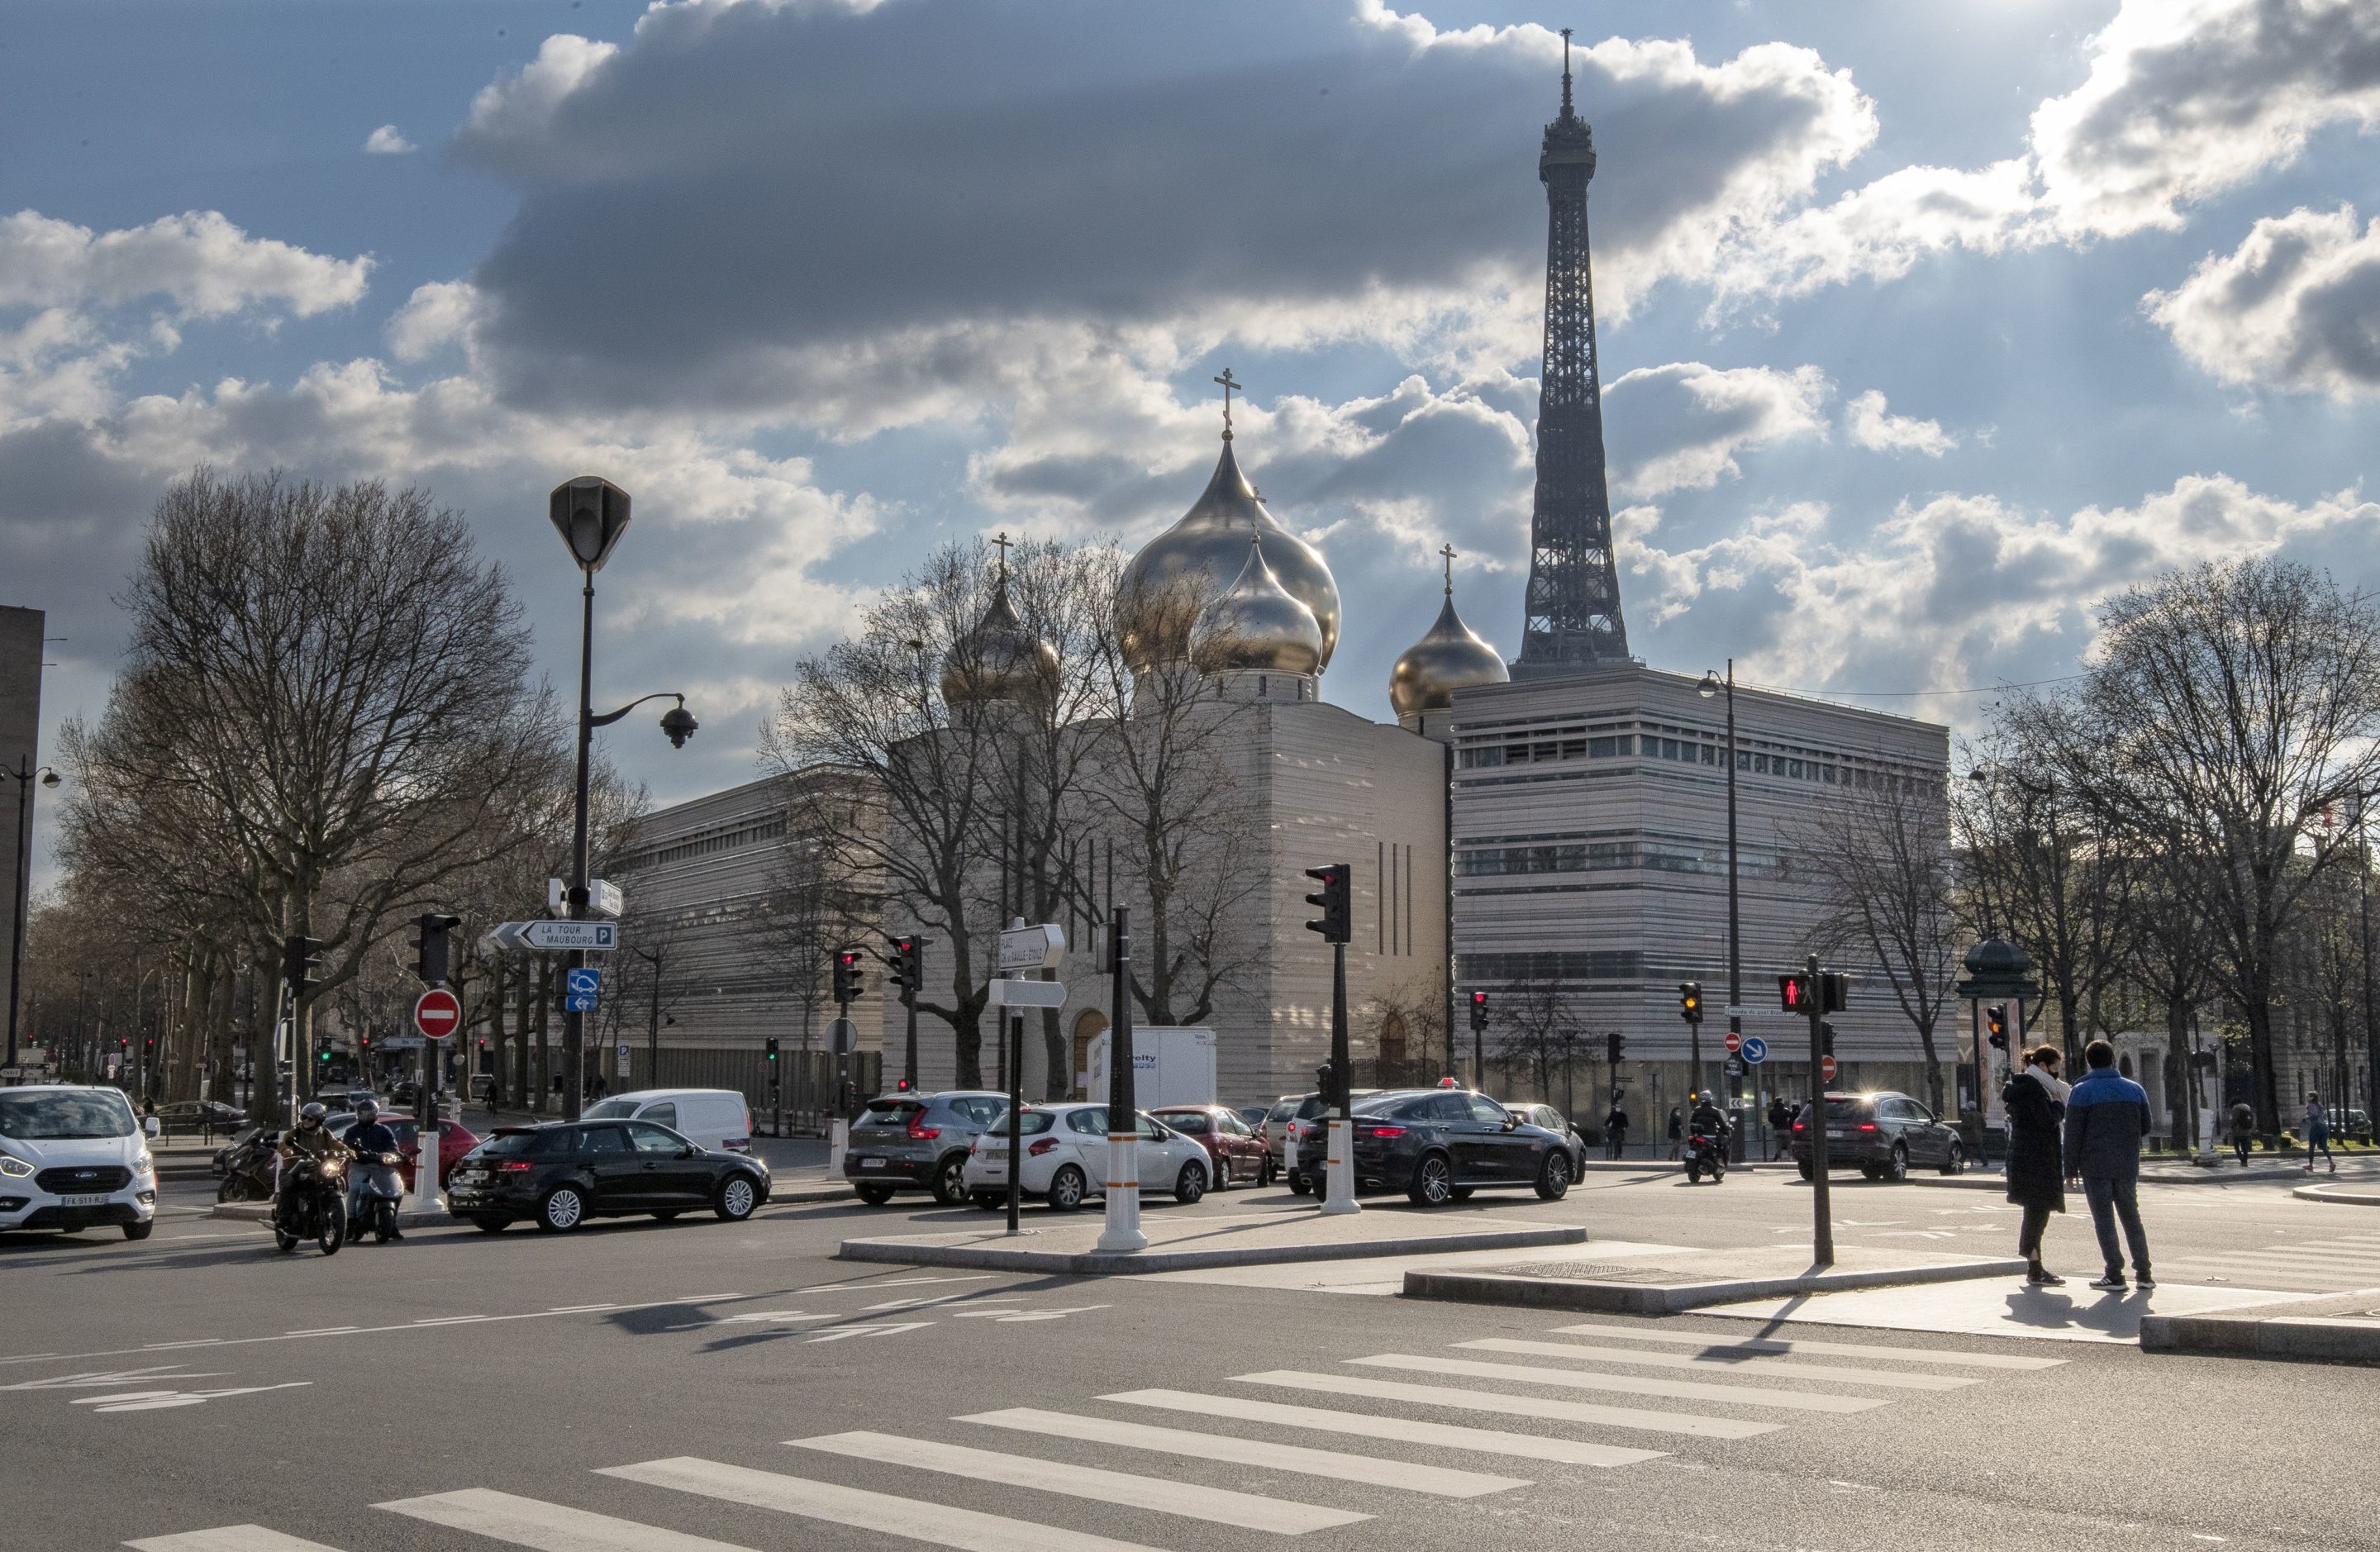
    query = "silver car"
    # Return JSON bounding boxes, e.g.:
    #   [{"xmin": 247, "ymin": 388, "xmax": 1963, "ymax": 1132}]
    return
[{"xmin": 844, "ymin": 1090, "xmax": 1008, "ymax": 1206}]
